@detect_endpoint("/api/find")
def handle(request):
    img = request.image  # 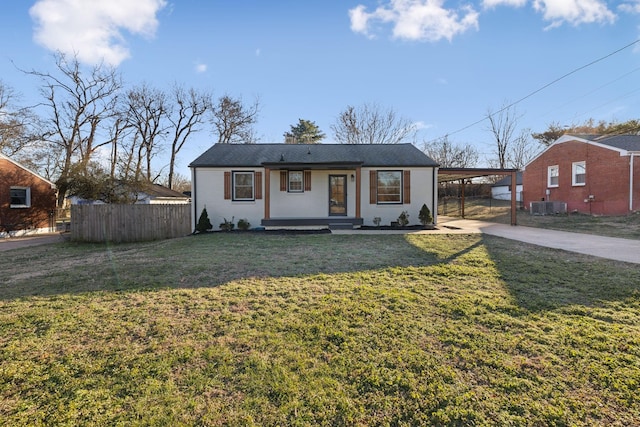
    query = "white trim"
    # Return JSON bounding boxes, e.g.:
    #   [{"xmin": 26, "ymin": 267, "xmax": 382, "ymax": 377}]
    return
[
  {"xmin": 547, "ymin": 165, "xmax": 559, "ymax": 188},
  {"xmin": 571, "ymin": 161, "xmax": 586, "ymax": 186}
]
